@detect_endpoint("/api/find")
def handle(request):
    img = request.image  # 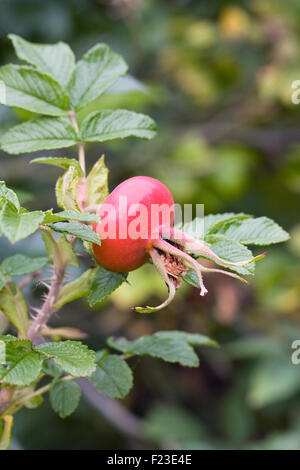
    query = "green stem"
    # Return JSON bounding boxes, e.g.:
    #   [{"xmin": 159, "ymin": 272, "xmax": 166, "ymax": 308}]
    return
[
  {"xmin": 0, "ymin": 415, "xmax": 13, "ymax": 450},
  {"xmin": 0, "ymin": 375, "xmax": 74, "ymax": 418},
  {"xmin": 69, "ymin": 110, "xmax": 86, "ymax": 176},
  {"xmin": 19, "ymin": 375, "xmax": 74, "ymax": 405}
]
